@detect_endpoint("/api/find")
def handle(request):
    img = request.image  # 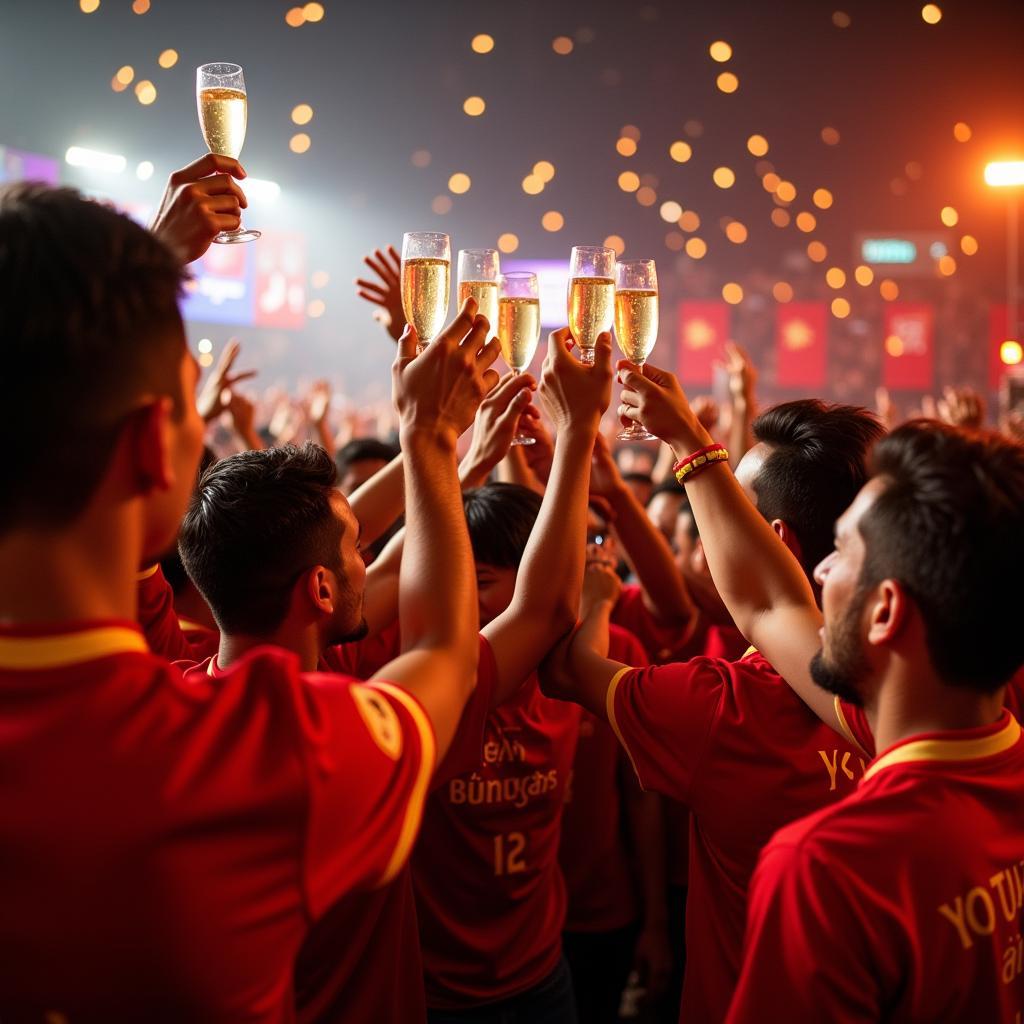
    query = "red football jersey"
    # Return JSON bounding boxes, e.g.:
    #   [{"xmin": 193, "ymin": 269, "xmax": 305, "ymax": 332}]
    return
[
  {"xmin": 413, "ymin": 637, "xmax": 581, "ymax": 1008},
  {"xmin": 611, "ymin": 583, "xmax": 706, "ymax": 665},
  {"xmin": 292, "ymin": 651, "xmax": 494, "ymax": 1024},
  {"xmin": 0, "ymin": 622, "xmax": 434, "ymax": 1022},
  {"xmin": 728, "ymin": 712, "xmax": 1024, "ymax": 1023},
  {"xmin": 608, "ymin": 649, "xmax": 870, "ymax": 1023},
  {"xmin": 559, "ymin": 625, "xmax": 647, "ymax": 933}
]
